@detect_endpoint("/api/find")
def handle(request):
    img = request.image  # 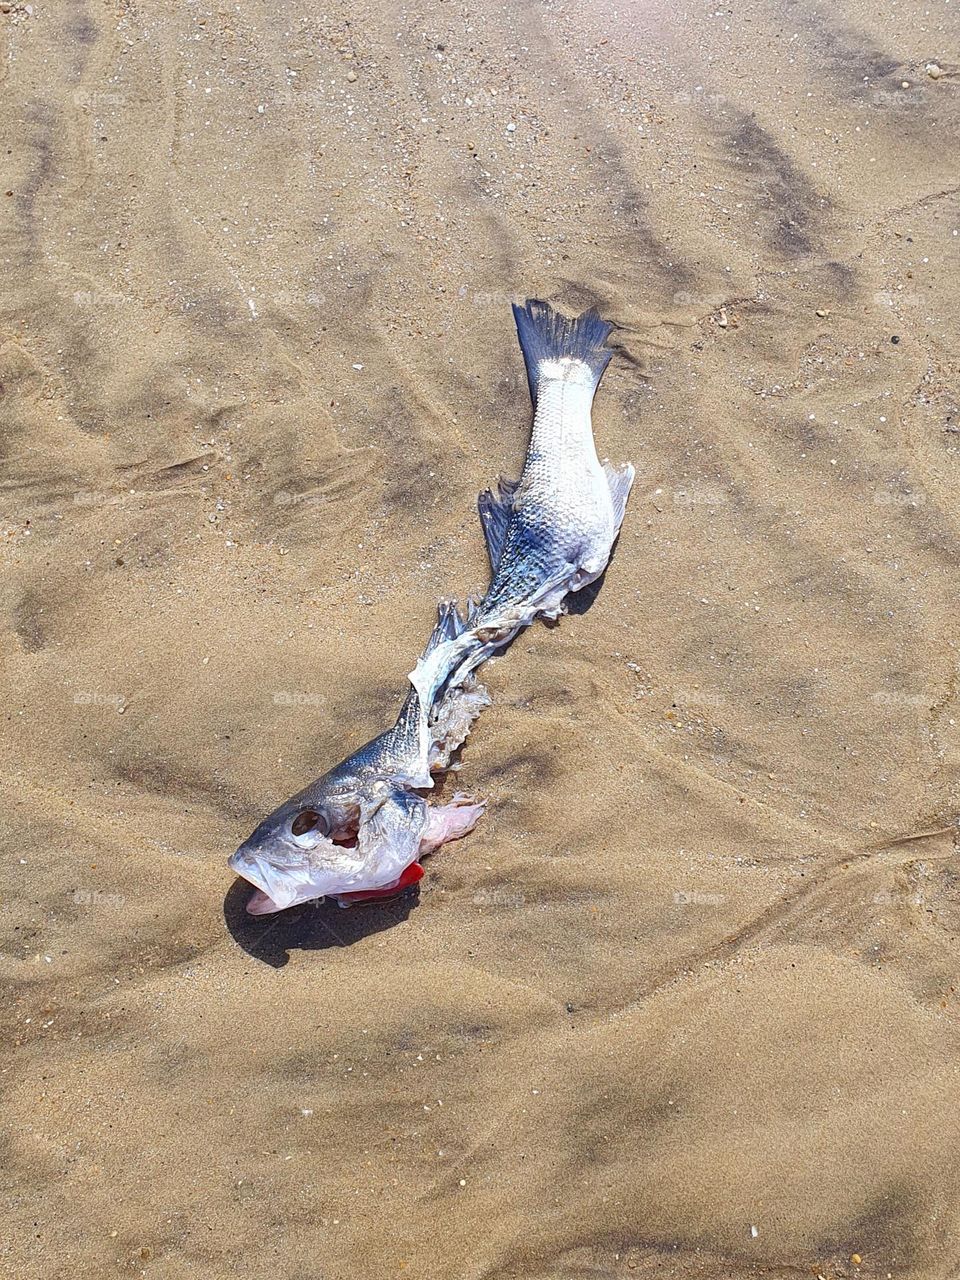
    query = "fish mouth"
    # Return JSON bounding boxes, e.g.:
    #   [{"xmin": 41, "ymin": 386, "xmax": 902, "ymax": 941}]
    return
[{"xmin": 229, "ymin": 850, "xmax": 322, "ymax": 915}]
